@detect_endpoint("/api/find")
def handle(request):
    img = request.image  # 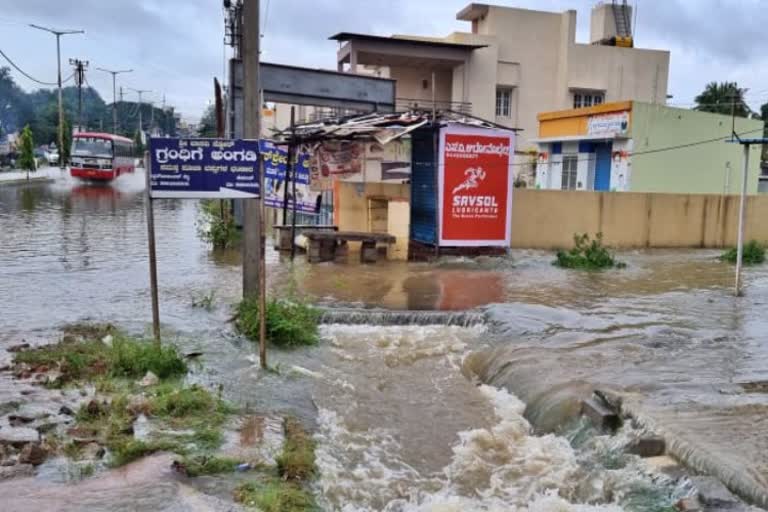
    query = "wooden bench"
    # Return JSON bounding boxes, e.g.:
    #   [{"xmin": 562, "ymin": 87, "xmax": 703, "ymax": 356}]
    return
[
  {"xmin": 303, "ymin": 231, "xmax": 396, "ymax": 264},
  {"xmin": 273, "ymin": 224, "xmax": 338, "ymax": 251}
]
